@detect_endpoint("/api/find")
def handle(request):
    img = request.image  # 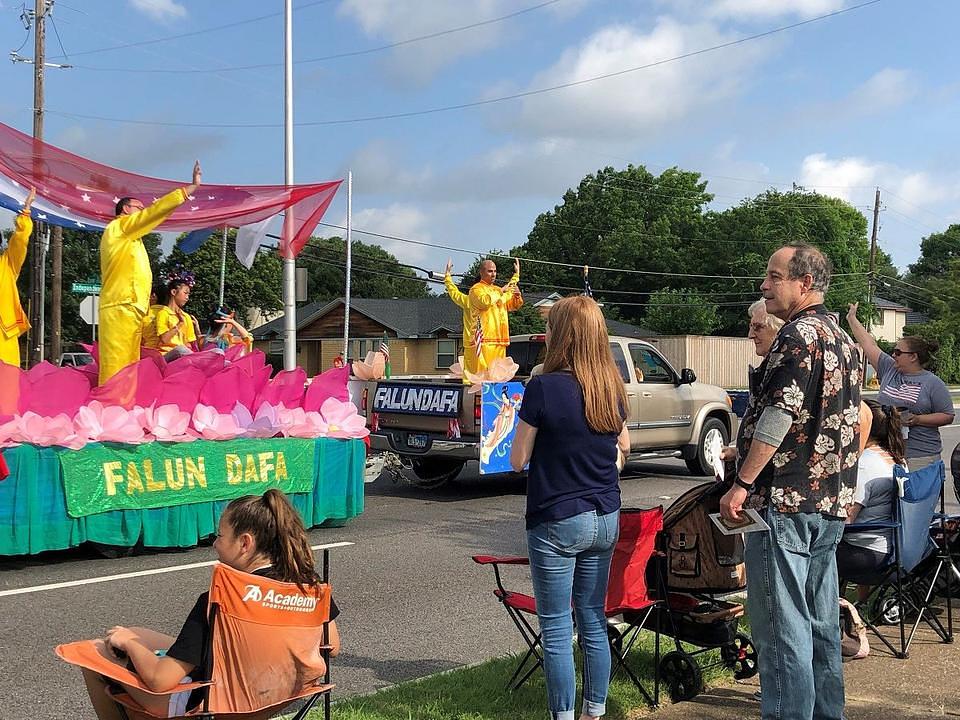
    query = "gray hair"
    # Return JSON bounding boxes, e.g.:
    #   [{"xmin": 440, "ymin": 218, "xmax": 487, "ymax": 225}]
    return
[
  {"xmin": 785, "ymin": 243, "xmax": 832, "ymax": 293},
  {"xmin": 748, "ymin": 299, "xmax": 785, "ymax": 330}
]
